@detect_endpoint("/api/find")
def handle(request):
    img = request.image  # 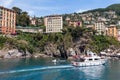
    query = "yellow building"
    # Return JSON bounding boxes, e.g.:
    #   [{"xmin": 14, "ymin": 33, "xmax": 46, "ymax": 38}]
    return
[
  {"xmin": 106, "ymin": 25, "xmax": 118, "ymax": 38},
  {"xmin": 44, "ymin": 15, "xmax": 63, "ymax": 33},
  {"xmin": 0, "ymin": 6, "xmax": 16, "ymax": 34}
]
